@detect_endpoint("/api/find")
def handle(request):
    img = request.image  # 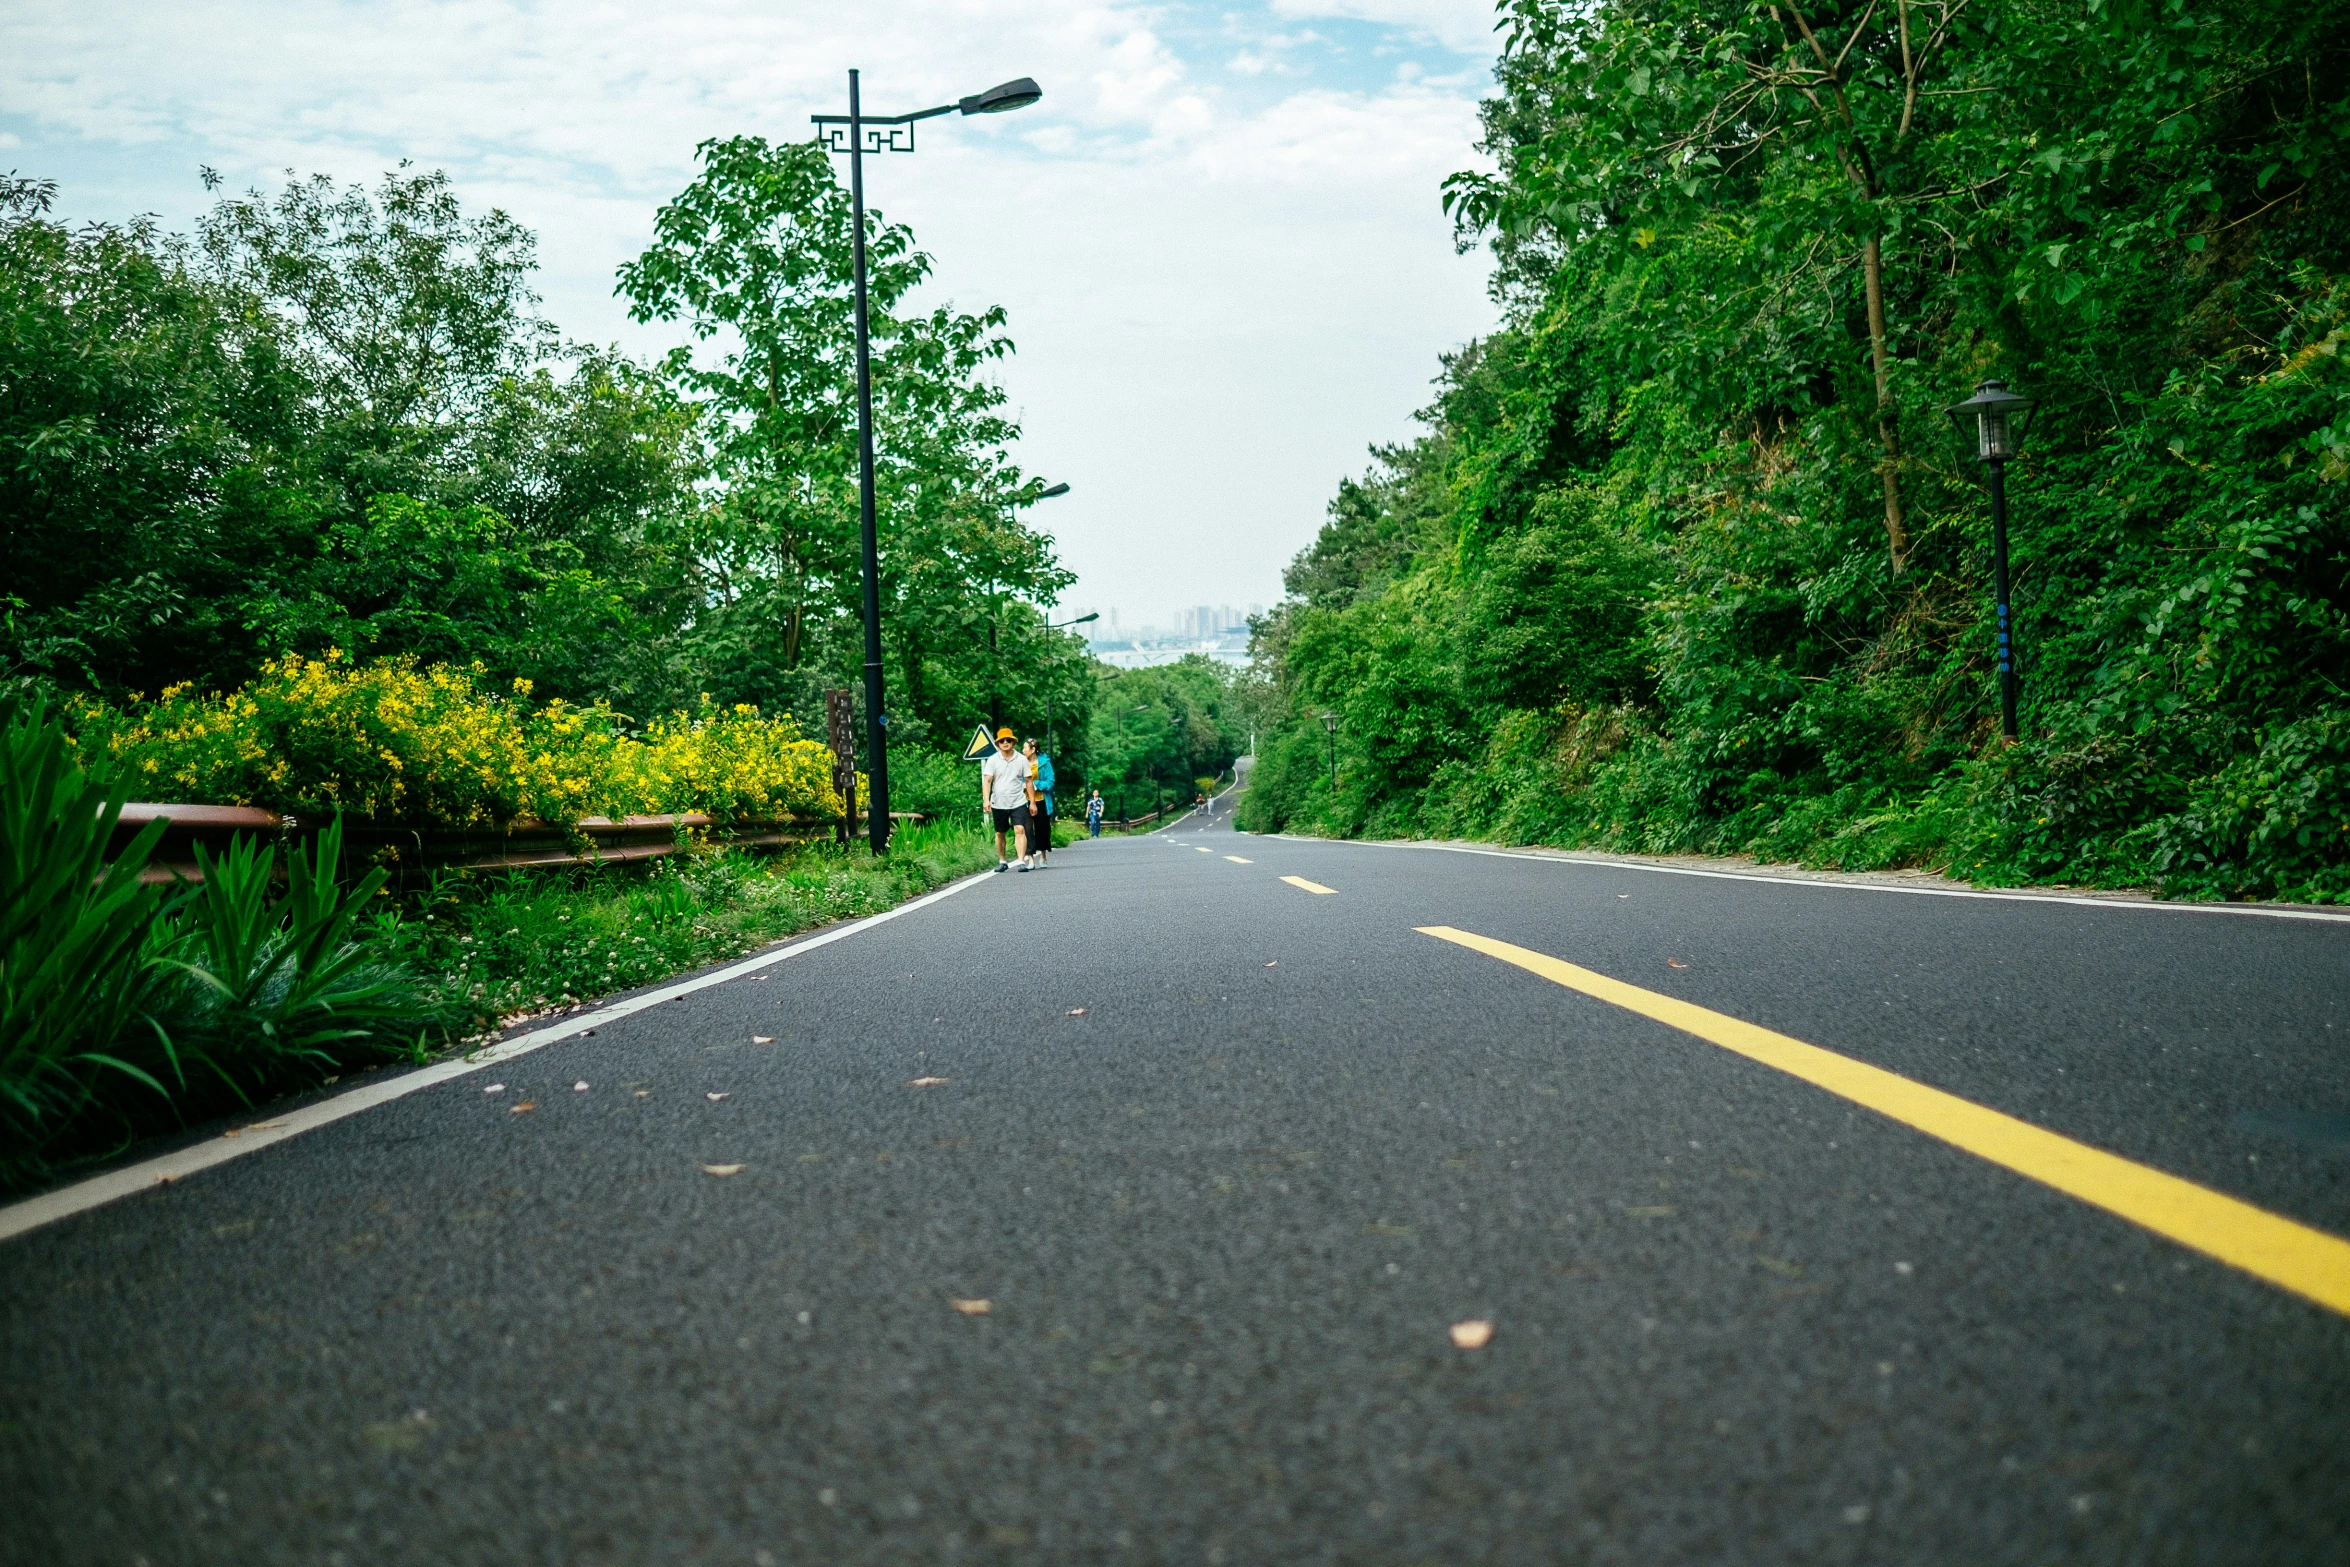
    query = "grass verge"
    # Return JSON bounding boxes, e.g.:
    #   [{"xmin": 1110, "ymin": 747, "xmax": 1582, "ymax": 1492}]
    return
[{"xmin": 380, "ymin": 820, "xmax": 1001, "ymax": 1032}]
